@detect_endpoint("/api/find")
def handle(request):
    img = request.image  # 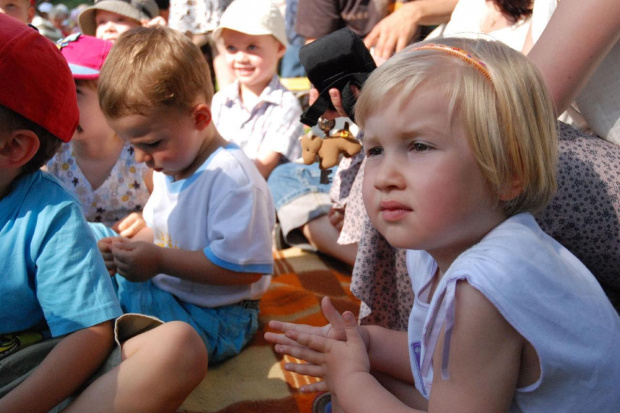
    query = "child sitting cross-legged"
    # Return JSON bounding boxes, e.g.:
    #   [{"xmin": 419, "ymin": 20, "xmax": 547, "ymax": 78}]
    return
[
  {"xmin": 265, "ymin": 37, "xmax": 620, "ymax": 412},
  {"xmin": 0, "ymin": 15, "xmax": 206, "ymax": 413},
  {"xmin": 210, "ymin": 0, "xmax": 304, "ymax": 179},
  {"xmin": 97, "ymin": 25, "xmax": 276, "ymax": 367}
]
